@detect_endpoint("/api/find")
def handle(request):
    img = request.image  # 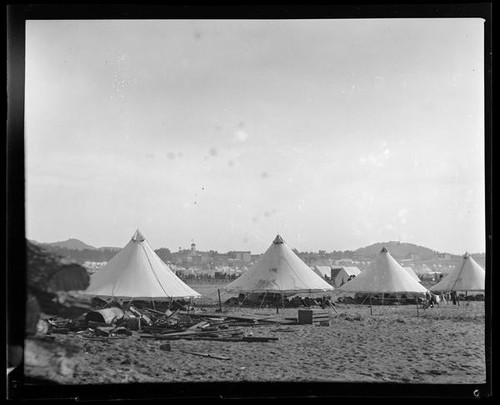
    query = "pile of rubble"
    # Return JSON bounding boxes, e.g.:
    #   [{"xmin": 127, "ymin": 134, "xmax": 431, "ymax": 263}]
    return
[{"xmin": 39, "ymin": 304, "xmax": 299, "ymax": 343}]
